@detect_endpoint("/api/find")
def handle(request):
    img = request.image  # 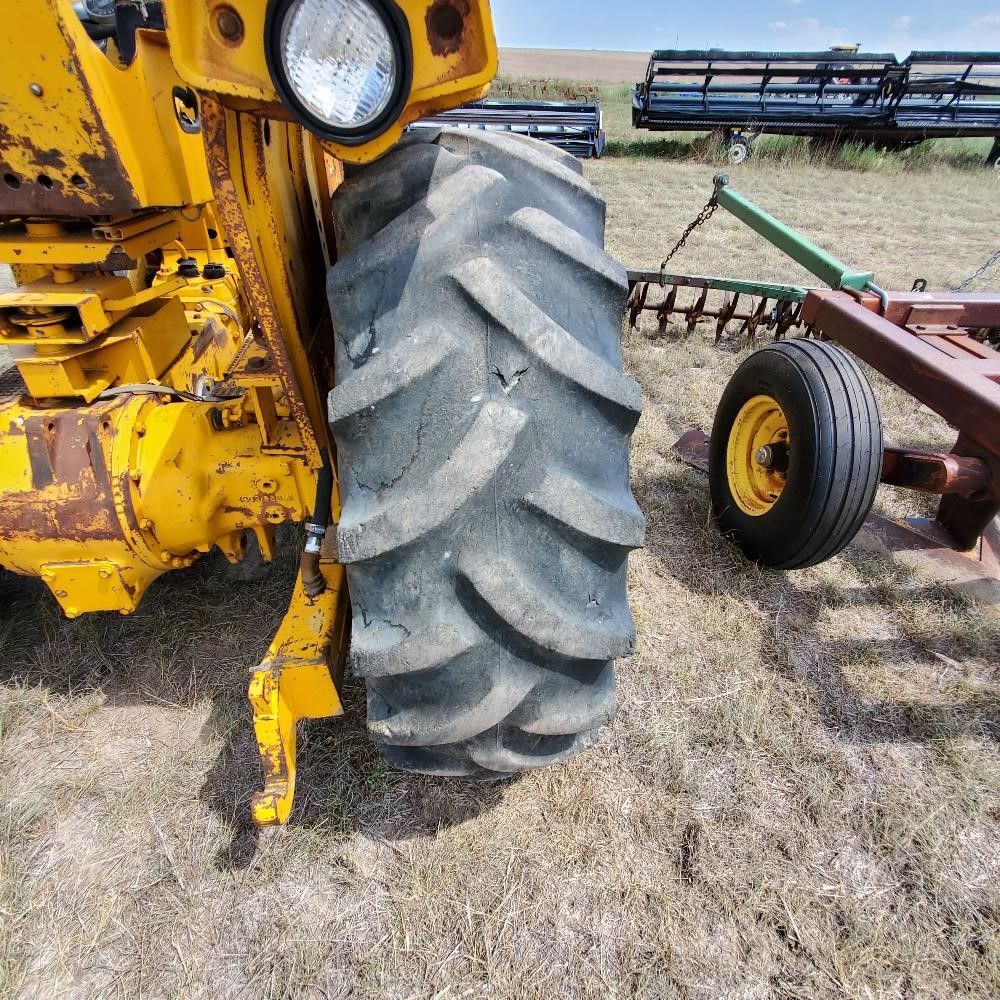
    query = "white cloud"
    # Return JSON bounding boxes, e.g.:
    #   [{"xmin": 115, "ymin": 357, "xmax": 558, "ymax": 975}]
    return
[
  {"xmin": 972, "ymin": 13, "xmax": 1000, "ymax": 29},
  {"xmin": 778, "ymin": 16, "xmax": 850, "ymax": 44},
  {"xmin": 783, "ymin": 0, "xmax": 805, "ymax": 5},
  {"xmin": 894, "ymin": 15, "xmax": 913, "ymax": 31},
  {"xmin": 769, "ymin": 20, "xmax": 788, "ymax": 30}
]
